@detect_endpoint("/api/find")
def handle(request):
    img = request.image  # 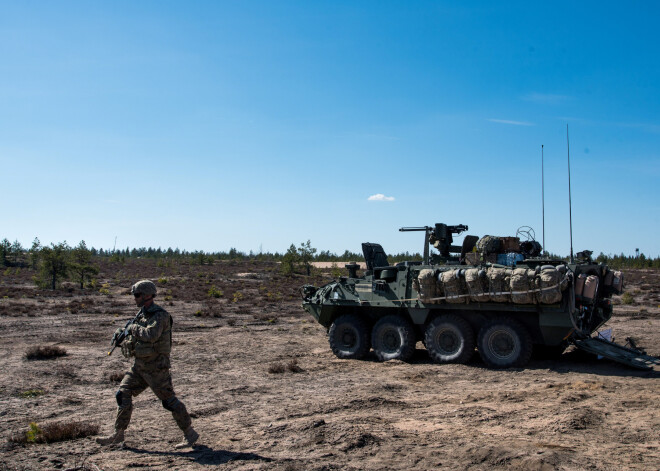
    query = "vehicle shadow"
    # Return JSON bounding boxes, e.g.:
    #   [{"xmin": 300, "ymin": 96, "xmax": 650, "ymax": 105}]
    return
[
  {"xmin": 368, "ymin": 347, "xmax": 660, "ymax": 379},
  {"xmin": 124, "ymin": 445, "xmax": 272, "ymax": 465},
  {"xmin": 529, "ymin": 349, "xmax": 660, "ymax": 378}
]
